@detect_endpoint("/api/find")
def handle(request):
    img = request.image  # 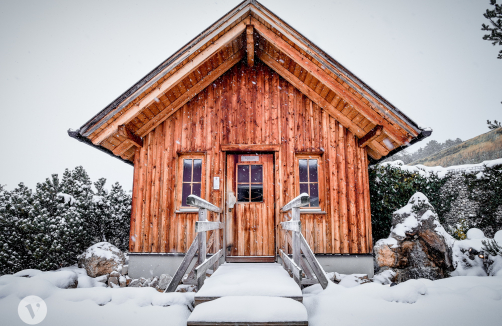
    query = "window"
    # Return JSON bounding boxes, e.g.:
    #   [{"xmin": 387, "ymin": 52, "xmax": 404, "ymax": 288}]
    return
[
  {"xmin": 298, "ymin": 157, "xmax": 320, "ymax": 207},
  {"xmin": 237, "ymin": 164, "xmax": 263, "ymax": 202},
  {"xmin": 177, "ymin": 154, "xmax": 205, "ymax": 209}
]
